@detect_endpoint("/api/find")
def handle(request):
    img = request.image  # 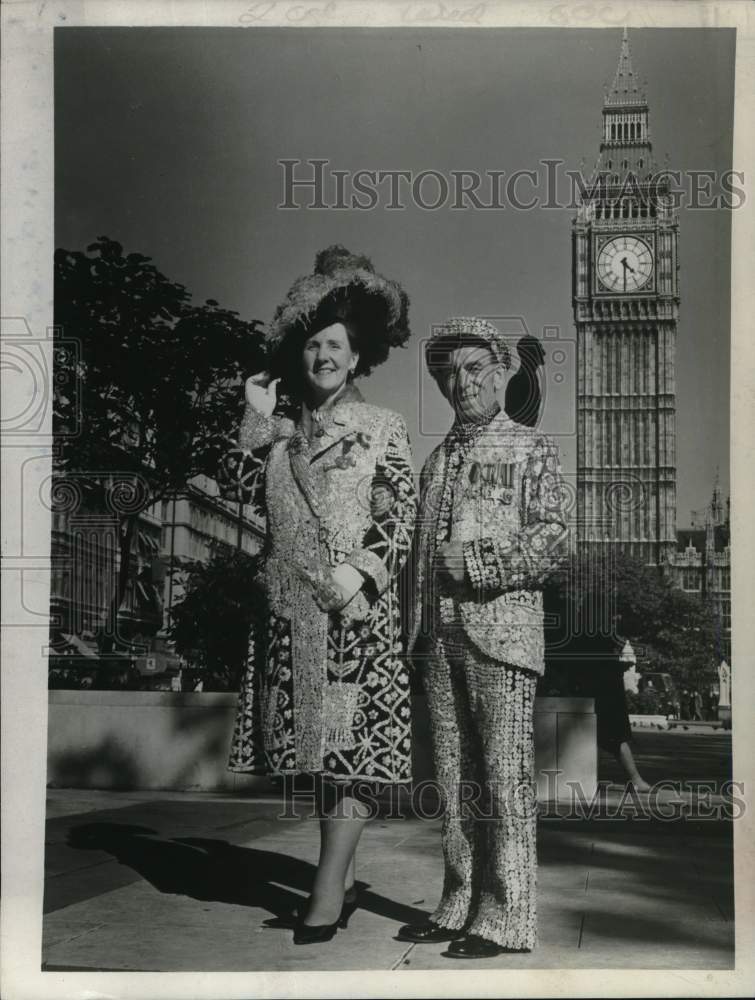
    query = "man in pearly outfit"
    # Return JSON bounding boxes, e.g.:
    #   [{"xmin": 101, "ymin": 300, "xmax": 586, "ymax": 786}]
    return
[{"xmin": 398, "ymin": 317, "xmax": 568, "ymax": 959}]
